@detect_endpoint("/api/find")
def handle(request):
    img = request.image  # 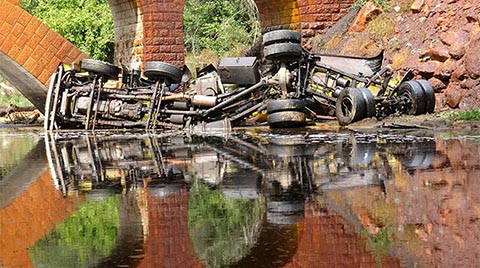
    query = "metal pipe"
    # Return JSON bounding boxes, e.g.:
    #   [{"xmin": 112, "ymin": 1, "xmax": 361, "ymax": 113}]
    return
[{"xmin": 203, "ymin": 79, "xmax": 266, "ymax": 116}]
